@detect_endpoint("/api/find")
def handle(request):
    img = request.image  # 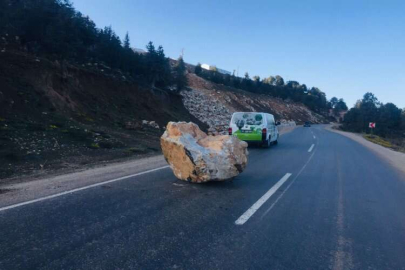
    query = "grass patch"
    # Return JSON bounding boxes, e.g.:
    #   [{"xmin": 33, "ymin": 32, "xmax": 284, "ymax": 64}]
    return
[
  {"xmin": 88, "ymin": 143, "xmax": 100, "ymax": 149},
  {"xmin": 363, "ymin": 134, "xmax": 393, "ymax": 148},
  {"xmin": 125, "ymin": 147, "xmax": 148, "ymax": 154}
]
